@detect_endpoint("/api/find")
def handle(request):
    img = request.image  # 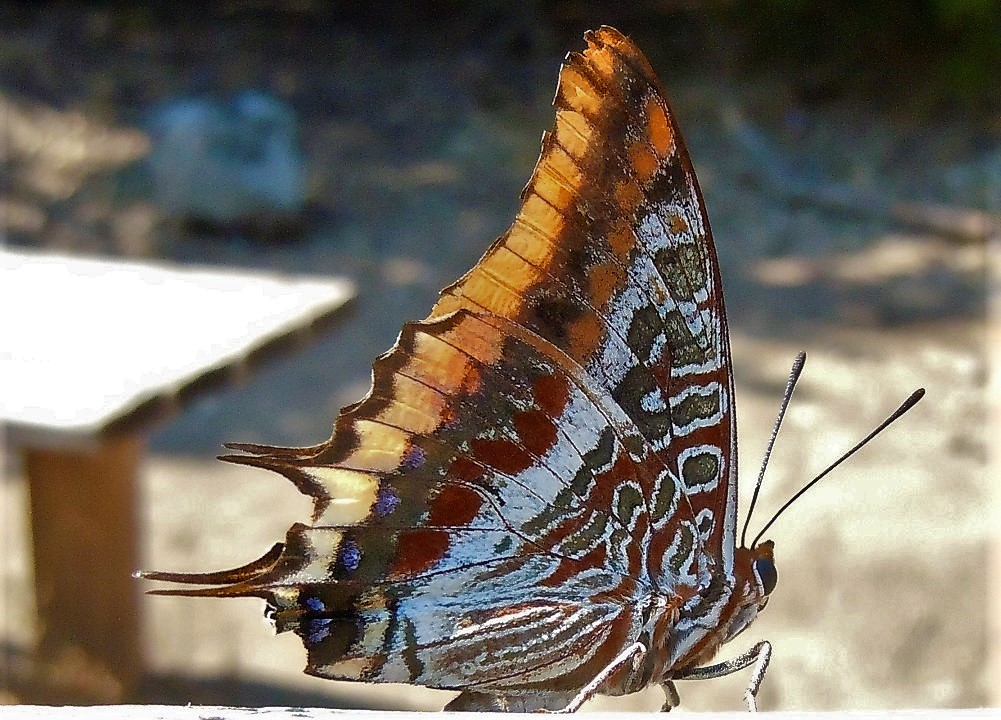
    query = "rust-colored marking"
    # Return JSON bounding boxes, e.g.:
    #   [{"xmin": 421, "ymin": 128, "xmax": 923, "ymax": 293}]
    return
[
  {"xmin": 567, "ymin": 311, "xmax": 604, "ymax": 360},
  {"xmin": 586, "ymin": 613, "xmax": 634, "ymax": 690},
  {"xmin": 650, "ymin": 354, "xmax": 672, "ymax": 389},
  {"xmin": 591, "ymin": 453, "xmax": 637, "ymax": 511},
  {"xmin": 389, "ymin": 529, "xmax": 450, "ymax": 578},
  {"xmin": 428, "ymin": 484, "xmax": 482, "ymax": 526},
  {"xmin": 626, "ymin": 512, "xmax": 648, "ymax": 576},
  {"xmin": 152, "ymin": 26, "xmax": 755, "ymax": 700},
  {"xmin": 448, "ymin": 455, "xmax": 485, "ymax": 484},
  {"xmin": 532, "ymin": 373, "xmax": 570, "ymax": 418},
  {"xmin": 513, "ymin": 409, "xmax": 558, "ymax": 457},
  {"xmin": 647, "ymin": 520, "xmax": 680, "ymax": 579},
  {"xmin": 471, "ymin": 437, "xmax": 534, "ymax": 475},
  {"xmin": 587, "ymin": 259, "xmax": 625, "ymax": 308},
  {"xmin": 540, "ymin": 545, "xmax": 606, "ymax": 588}
]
